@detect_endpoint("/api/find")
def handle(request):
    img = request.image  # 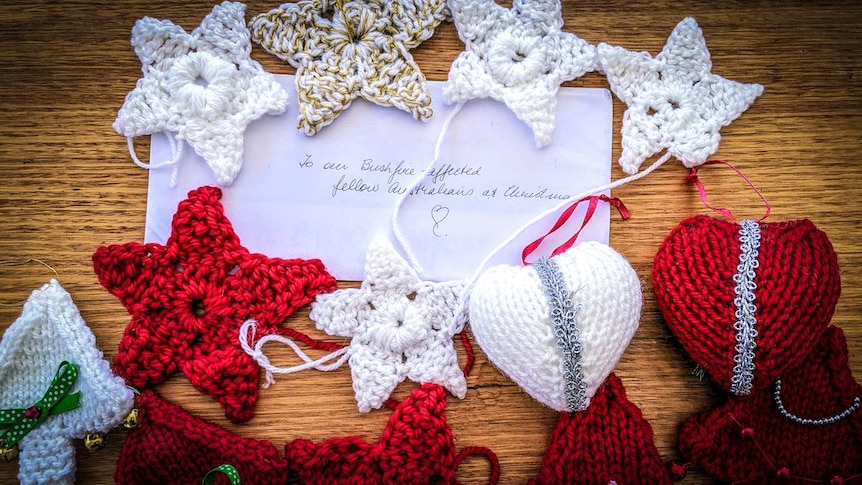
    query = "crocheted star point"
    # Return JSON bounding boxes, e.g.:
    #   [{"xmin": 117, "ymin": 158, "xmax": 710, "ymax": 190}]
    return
[
  {"xmin": 93, "ymin": 186, "xmax": 338, "ymax": 423},
  {"xmin": 598, "ymin": 17, "xmax": 764, "ymax": 174},
  {"xmin": 0, "ymin": 280, "xmax": 134, "ymax": 485},
  {"xmin": 114, "ymin": 1, "xmax": 289, "ymax": 186},
  {"xmin": 251, "ymin": 0, "xmax": 447, "ymax": 135},
  {"xmin": 444, "ymin": 0, "xmax": 597, "ymax": 147},
  {"xmin": 310, "ymin": 237, "xmax": 466, "ymax": 413}
]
